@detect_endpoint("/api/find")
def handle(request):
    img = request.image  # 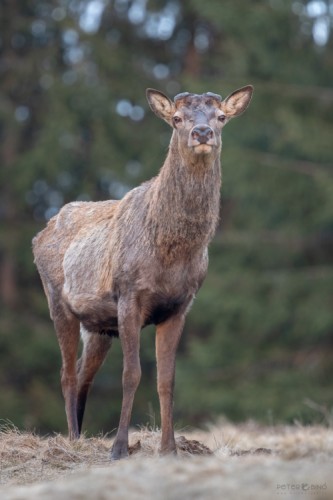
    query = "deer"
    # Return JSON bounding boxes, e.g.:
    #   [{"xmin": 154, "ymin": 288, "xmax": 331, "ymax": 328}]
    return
[{"xmin": 32, "ymin": 85, "xmax": 253, "ymax": 460}]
